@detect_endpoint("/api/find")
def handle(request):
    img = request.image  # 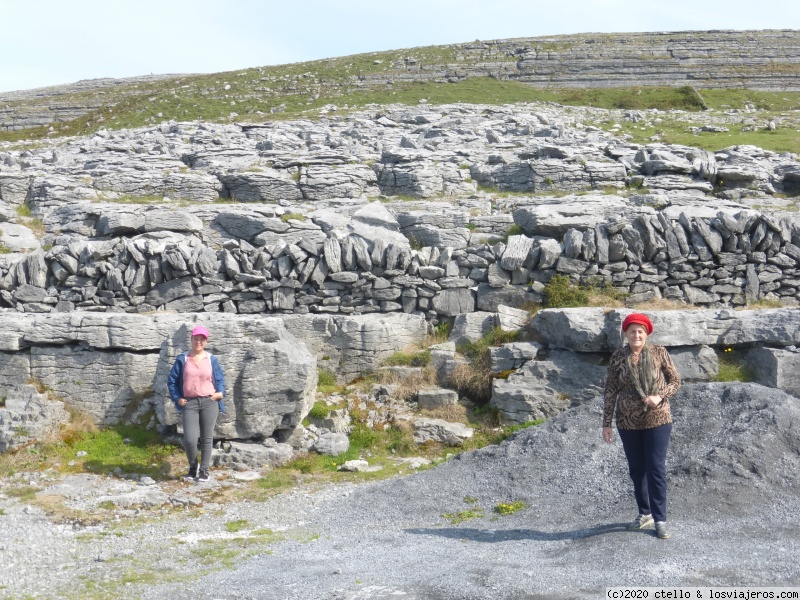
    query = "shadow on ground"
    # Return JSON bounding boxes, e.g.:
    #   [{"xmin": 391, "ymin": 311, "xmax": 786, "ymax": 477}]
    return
[{"xmin": 405, "ymin": 521, "xmax": 658, "ymax": 542}]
